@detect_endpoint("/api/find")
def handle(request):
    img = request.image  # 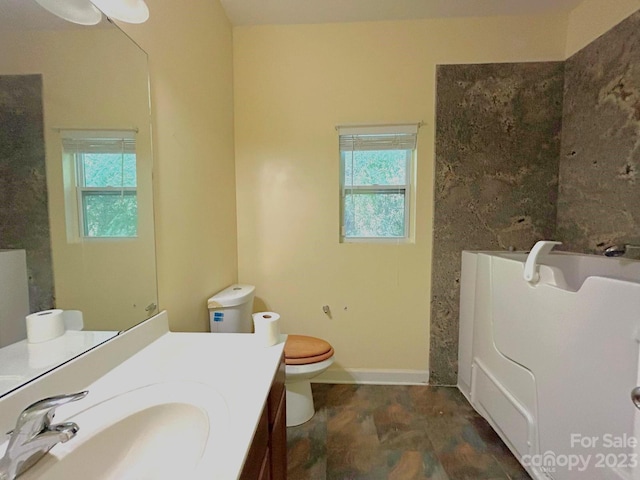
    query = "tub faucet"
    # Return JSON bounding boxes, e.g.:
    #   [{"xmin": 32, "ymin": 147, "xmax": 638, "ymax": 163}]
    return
[
  {"xmin": 604, "ymin": 245, "xmax": 626, "ymax": 257},
  {"xmin": 0, "ymin": 391, "xmax": 88, "ymax": 480},
  {"xmin": 604, "ymin": 244, "xmax": 640, "ymax": 259}
]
